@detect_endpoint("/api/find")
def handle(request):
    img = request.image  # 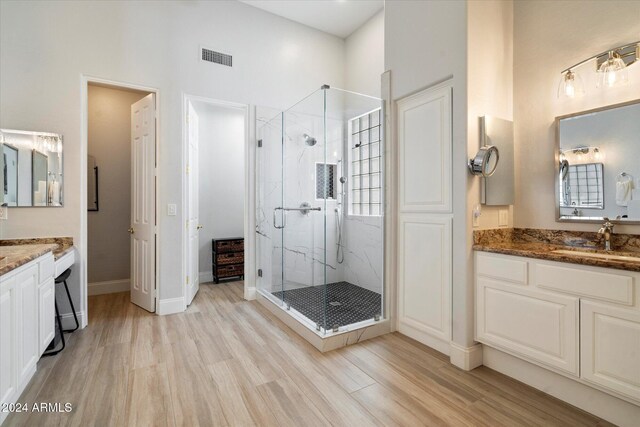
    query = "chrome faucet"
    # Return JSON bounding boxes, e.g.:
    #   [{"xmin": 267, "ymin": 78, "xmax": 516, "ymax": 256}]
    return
[{"xmin": 597, "ymin": 218, "xmax": 614, "ymax": 251}]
